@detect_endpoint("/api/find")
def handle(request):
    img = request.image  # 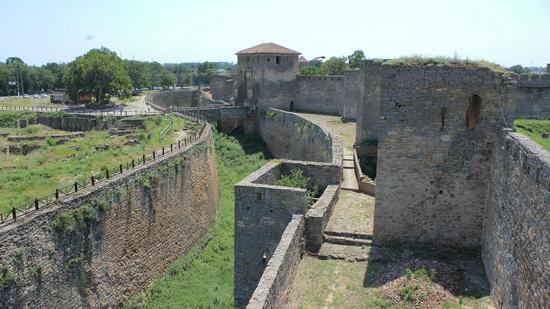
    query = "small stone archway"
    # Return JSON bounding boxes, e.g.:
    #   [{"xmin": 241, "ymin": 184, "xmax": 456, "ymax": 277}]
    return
[{"xmin": 465, "ymin": 95, "xmax": 482, "ymax": 128}]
